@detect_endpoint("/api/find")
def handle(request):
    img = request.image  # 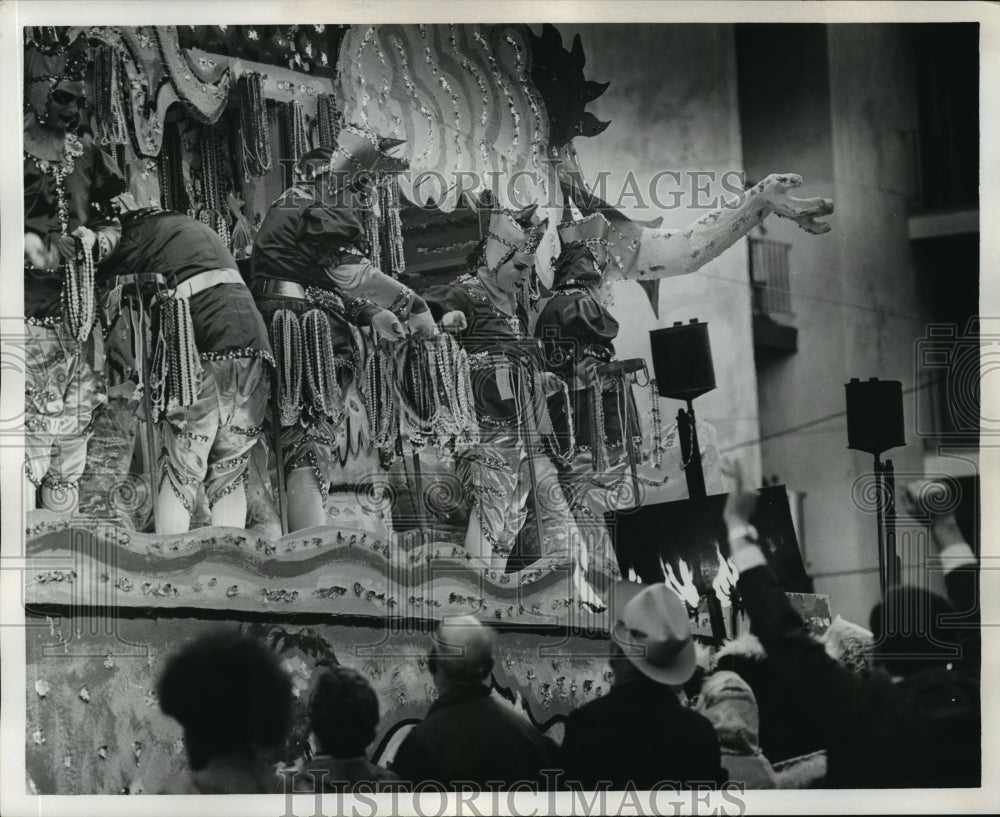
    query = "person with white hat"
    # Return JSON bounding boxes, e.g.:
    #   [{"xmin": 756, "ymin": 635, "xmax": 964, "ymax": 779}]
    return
[{"xmin": 561, "ymin": 581, "xmax": 726, "ymax": 790}]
